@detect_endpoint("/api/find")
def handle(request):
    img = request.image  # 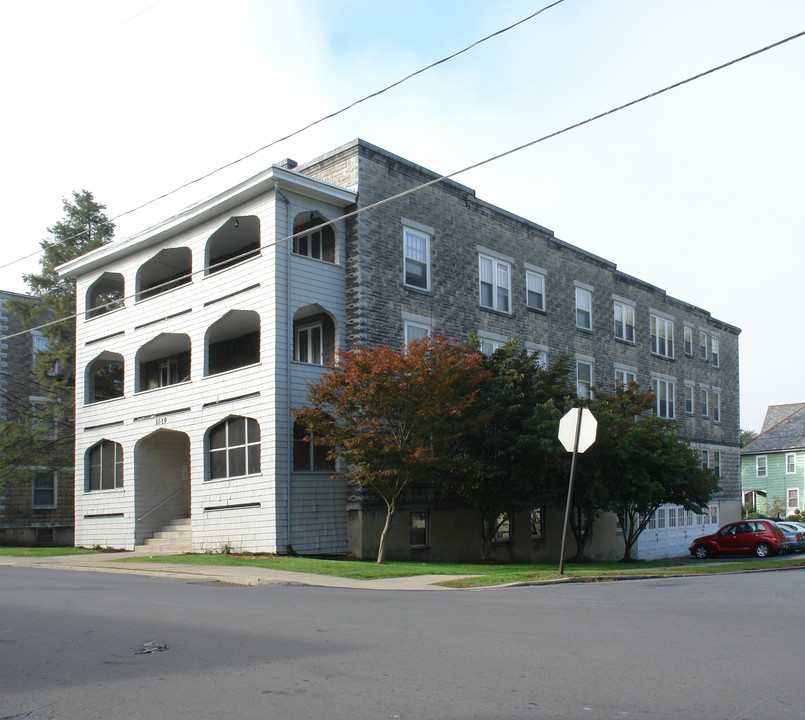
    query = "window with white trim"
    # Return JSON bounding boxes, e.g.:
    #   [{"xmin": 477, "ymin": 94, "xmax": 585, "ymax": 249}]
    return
[
  {"xmin": 410, "ymin": 511, "xmax": 427, "ymax": 547},
  {"xmin": 788, "ymin": 487, "xmax": 800, "ymax": 514},
  {"xmin": 651, "ymin": 378, "xmax": 675, "ymax": 419},
  {"xmin": 294, "ymin": 323, "xmax": 323, "ymax": 365},
  {"xmin": 479, "ymin": 254, "xmax": 510, "ymax": 312},
  {"xmin": 575, "ymin": 287, "xmax": 592, "ymax": 330},
  {"xmin": 479, "ymin": 339, "xmax": 503, "ymax": 356},
  {"xmin": 33, "ymin": 471, "xmax": 57, "ymax": 508},
  {"xmin": 683, "ymin": 326, "xmax": 693, "ymax": 357},
  {"xmin": 650, "ymin": 315, "xmax": 674, "ymax": 359},
  {"xmin": 786, "ymin": 453, "xmax": 797, "ymax": 474},
  {"xmin": 208, "ymin": 417, "xmax": 261, "ymax": 480},
  {"xmin": 613, "ymin": 301, "xmax": 635, "ymax": 342},
  {"xmin": 710, "ymin": 505, "xmax": 718, "ymax": 525},
  {"xmin": 700, "ymin": 388, "xmax": 709, "ymax": 417},
  {"xmin": 404, "ymin": 322, "xmax": 430, "ymax": 344},
  {"xmin": 684, "ymin": 384, "xmax": 694, "ymax": 415},
  {"xmin": 756, "ymin": 455, "xmax": 767, "ymax": 478},
  {"xmin": 526, "ymin": 270, "xmax": 545, "ymax": 312},
  {"xmin": 404, "ymin": 228, "xmax": 430, "ymax": 290},
  {"xmin": 712, "ymin": 450, "xmax": 721, "ymax": 477},
  {"xmin": 712, "ymin": 390, "xmax": 720, "ymax": 423},
  {"xmin": 615, "ymin": 368, "xmax": 636, "ymax": 387},
  {"xmin": 700, "ymin": 449, "xmax": 709, "ymax": 471},
  {"xmin": 699, "ymin": 331, "xmax": 708, "ymax": 360},
  {"xmin": 711, "ymin": 336, "xmax": 719, "ymax": 367},
  {"xmin": 577, "ymin": 360, "xmax": 593, "ymax": 399},
  {"xmin": 87, "ymin": 440, "xmax": 123, "ymax": 491},
  {"xmin": 656, "ymin": 508, "xmax": 666, "ymax": 529}
]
